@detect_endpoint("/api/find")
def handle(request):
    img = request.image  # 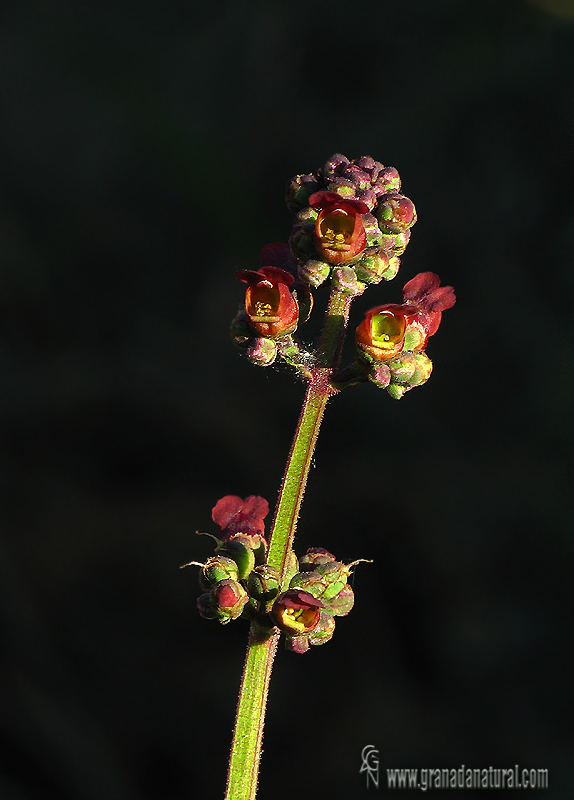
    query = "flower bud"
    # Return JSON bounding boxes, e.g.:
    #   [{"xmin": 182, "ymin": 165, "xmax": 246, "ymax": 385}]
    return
[
  {"xmin": 323, "ymin": 153, "xmax": 350, "ymax": 180},
  {"xmin": 379, "ymin": 229, "xmax": 411, "ymax": 256},
  {"xmin": 299, "ymin": 547, "xmax": 337, "ymax": 570},
  {"xmin": 211, "ymin": 579, "xmax": 249, "ymax": 623},
  {"xmin": 332, "ymin": 266, "xmax": 366, "ymax": 296},
  {"xmin": 409, "ymin": 352, "xmax": 433, "ymax": 386},
  {"xmin": 246, "ymin": 337, "xmax": 278, "ymax": 366},
  {"xmin": 289, "ymin": 569, "xmax": 328, "ymax": 598},
  {"xmin": 381, "ymin": 256, "xmax": 401, "ymax": 281},
  {"xmin": 314, "ymin": 560, "xmax": 350, "ymax": 601},
  {"xmin": 308, "ymin": 610, "xmax": 336, "ymax": 645},
  {"xmin": 387, "ymin": 351, "xmax": 417, "ymax": 384},
  {"xmin": 286, "ymin": 173, "xmax": 321, "ymax": 213},
  {"xmin": 200, "ymin": 555, "xmax": 239, "ymax": 589},
  {"xmin": 368, "ymin": 362, "xmax": 391, "ymax": 389},
  {"xmin": 354, "ymin": 247, "xmax": 390, "ymax": 284},
  {"xmin": 289, "ymin": 224, "xmax": 317, "ymax": 262},
  {"xmin": 326, "ymin": 584, "xmax": 354, "ymax": 617},
  {"xmin": 271, "ymin": 589, "xmax": 323, "ymax": 635},
  {"xmin": 376, "ymin": 194, "xmax": 417, "ymax": 234},
  {"xmin": 218, "ymin": 532, "xmax": 266, "ymax": 579},
  {"xmin": 298, "ymin": 258, "xmax": 331, "ymax": 288},
  {"xmin": 373, "ymin": 166, "xmax": 401, "ymax": 194},
  {"xmin": 247, "ymin": 565, "xmax": 280, "ymax": 611}
]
